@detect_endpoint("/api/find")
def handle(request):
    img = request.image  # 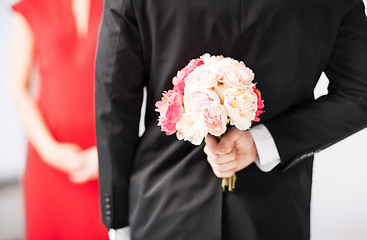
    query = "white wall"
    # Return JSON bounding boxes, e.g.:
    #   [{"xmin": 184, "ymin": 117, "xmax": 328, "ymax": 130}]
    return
[
  {"xmin": 310, "ymin": 3, "xmax": 367, "ymax": 238},
  {"xmin": 311, "ymin": 79, "xmax": 367, "ymax": 239},
  {"xmin": 311, "ymin": 126, "xmax": 367, "ymax": 240},
  {"xmin": 0, "ymin": 0, "xmax": 26, "ymax": 181}
]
